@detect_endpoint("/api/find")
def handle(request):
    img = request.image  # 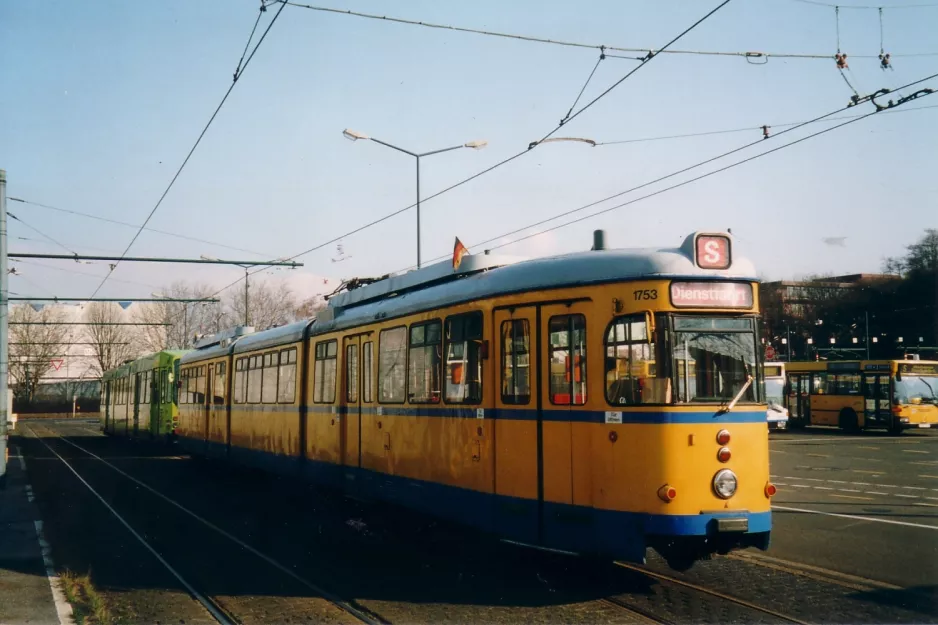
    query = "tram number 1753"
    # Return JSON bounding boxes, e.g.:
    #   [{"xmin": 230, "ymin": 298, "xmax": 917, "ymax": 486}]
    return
[{"xmin": 633, "ymin": 289, "xmax": 658, "ymax": 301}]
